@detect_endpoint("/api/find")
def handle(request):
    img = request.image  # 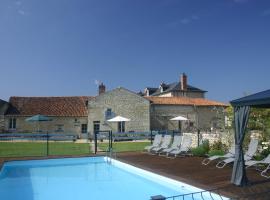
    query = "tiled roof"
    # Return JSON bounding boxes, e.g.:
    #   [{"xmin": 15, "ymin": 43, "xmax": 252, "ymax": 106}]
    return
[
  {"xmin": 145, "ymin": 96, "xmax": 228, "ymax": 107},
  {"xmin": 150, "ymin": 82, "xmax": 206, "ymax": 96},
  {"xmin": 6, "ymin": 96, "xmax": 92, "ymax": 117},
  {"xmin": 0, "ymin": 99, "xmax": 9, "ymax": 115}
]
